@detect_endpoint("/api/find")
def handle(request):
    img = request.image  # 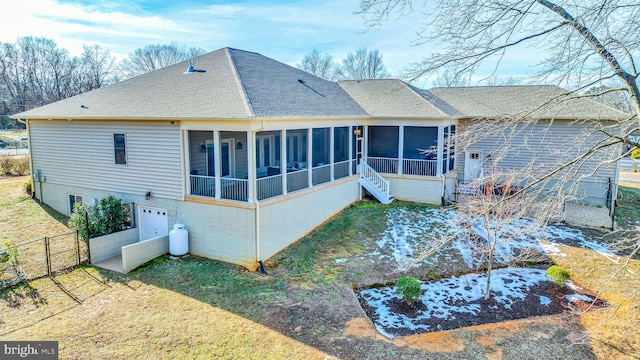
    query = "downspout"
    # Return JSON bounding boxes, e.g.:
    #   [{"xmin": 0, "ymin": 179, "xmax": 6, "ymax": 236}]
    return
[
  {"xmin": 17, "ymin": 118, "xmax": 37, "ymax": 200},
  {"xmin": 254, "ymin": 119, "xmax": 267, "ymax": 274}
]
